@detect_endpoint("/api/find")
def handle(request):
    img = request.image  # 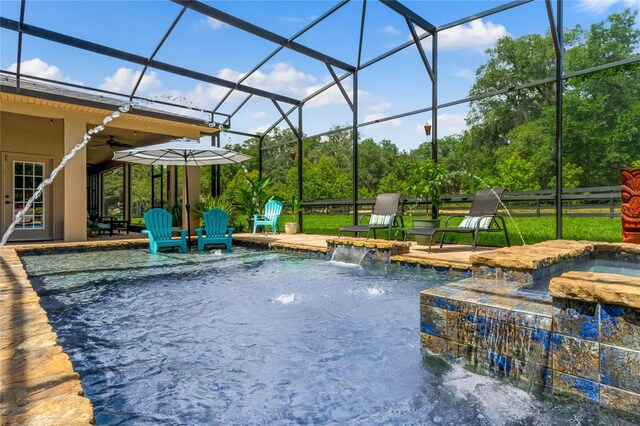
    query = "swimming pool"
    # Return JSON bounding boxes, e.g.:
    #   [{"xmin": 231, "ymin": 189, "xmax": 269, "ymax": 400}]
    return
[{"xmin": 22, "ymin": 247, "xmax": 632, "ymax": 424}]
